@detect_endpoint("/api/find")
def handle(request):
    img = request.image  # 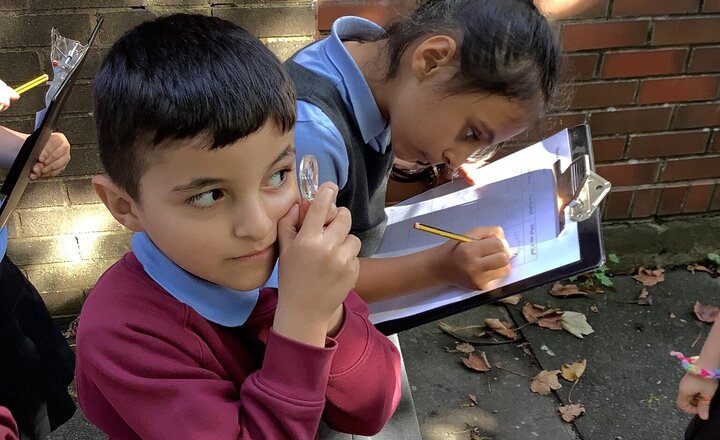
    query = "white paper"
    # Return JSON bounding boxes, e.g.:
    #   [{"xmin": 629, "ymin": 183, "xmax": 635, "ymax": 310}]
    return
[{"xmin": 368, "ymin": 129, "xmax": 582, "ymax": 324}]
